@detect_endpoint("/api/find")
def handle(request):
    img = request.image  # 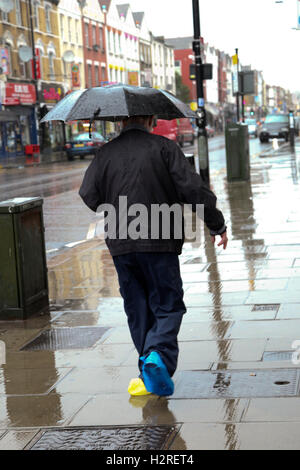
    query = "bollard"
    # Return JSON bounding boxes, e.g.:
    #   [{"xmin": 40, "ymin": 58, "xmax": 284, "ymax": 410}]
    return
[{"xmin": 0, "ymin": 197, "xmax": 49, "ymax": 320}]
